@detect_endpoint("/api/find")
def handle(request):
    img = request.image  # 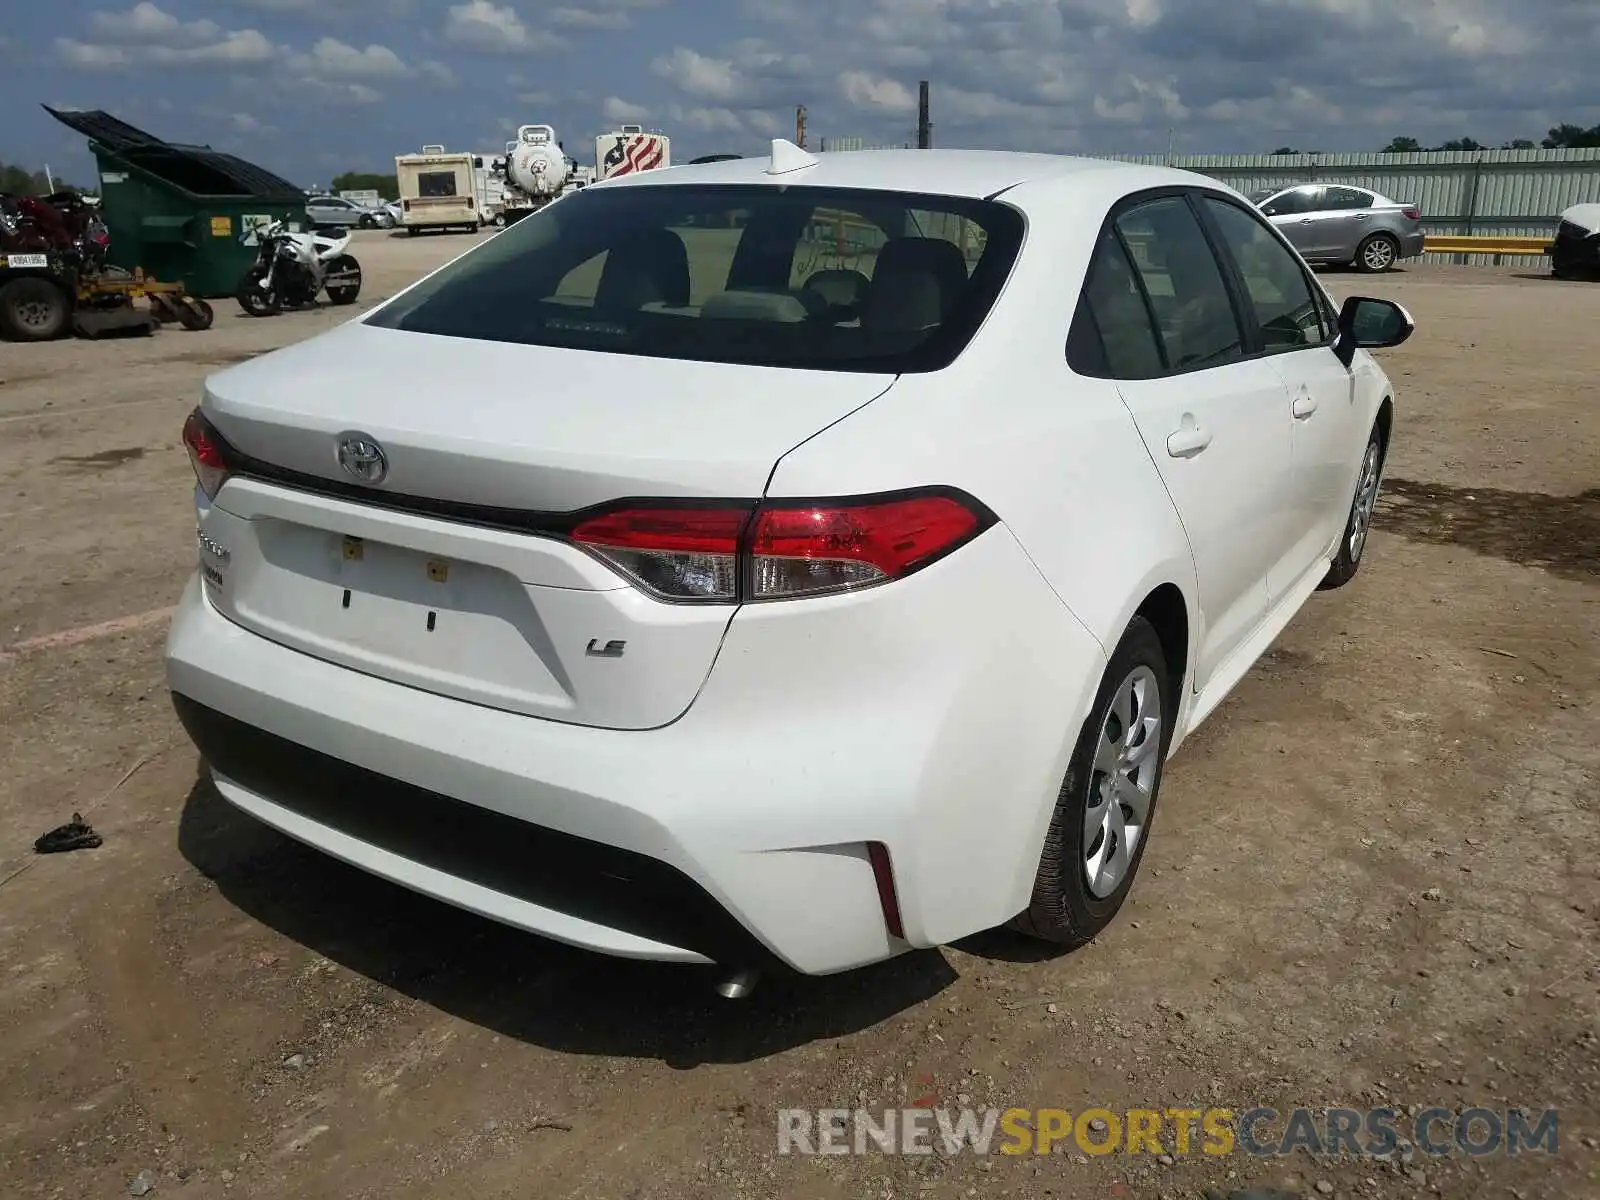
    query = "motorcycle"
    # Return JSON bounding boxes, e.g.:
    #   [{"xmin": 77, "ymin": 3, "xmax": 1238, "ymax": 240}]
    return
[{"xmin": 235, "ymin": 216, "xmax": 362, "ymax": 317}]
